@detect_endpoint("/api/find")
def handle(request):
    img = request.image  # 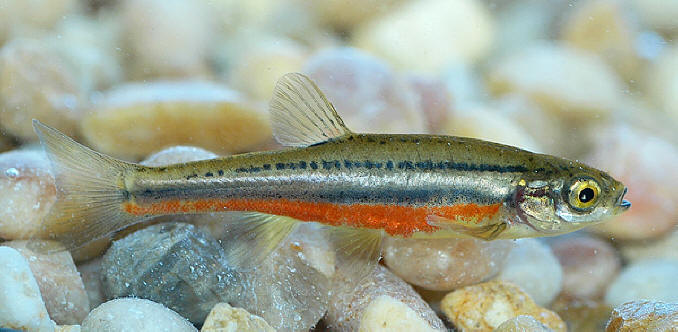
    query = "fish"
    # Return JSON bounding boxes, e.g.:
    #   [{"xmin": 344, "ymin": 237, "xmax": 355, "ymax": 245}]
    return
[{"xmin": 32, "ymin": 72, "xmax": 630, "ymax": 279}]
